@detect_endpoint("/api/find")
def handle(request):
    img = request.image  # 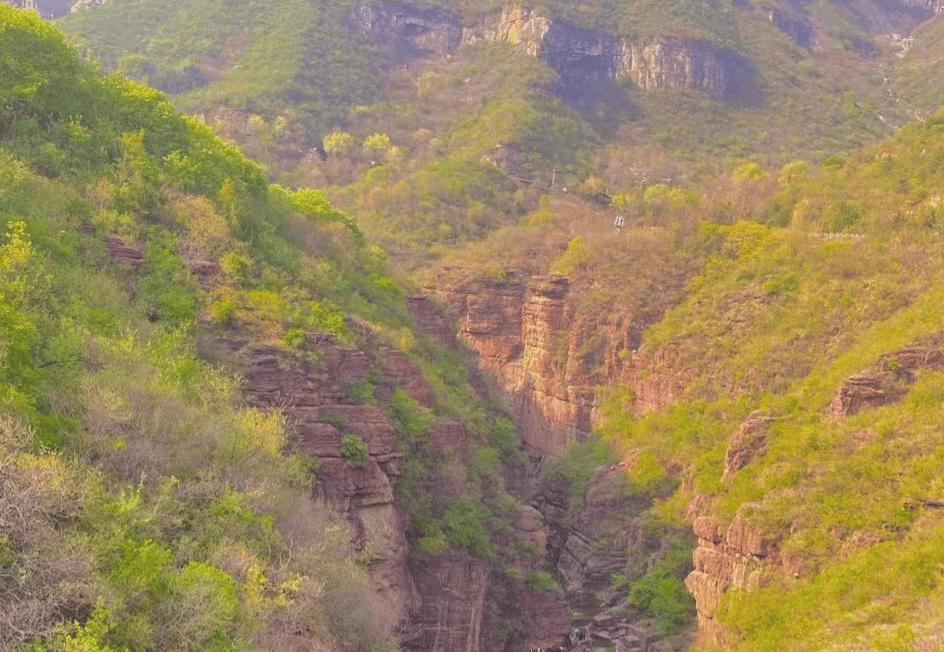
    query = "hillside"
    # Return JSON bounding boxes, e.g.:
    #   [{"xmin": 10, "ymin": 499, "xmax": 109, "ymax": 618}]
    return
[
  {"xmin": 53, "ymin": 0, "xmax": 935, "ymax": 252},
  {"xmin": 8, "ymin": 0, "xmax": 944, "ymax": 651},
  {"xmin": 423, "ymin": 108, "xmax": 944, "ymax": 649},
  {"xmin": 0, "ymin": 8, "xmax": 565, "ymax": 652}
]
